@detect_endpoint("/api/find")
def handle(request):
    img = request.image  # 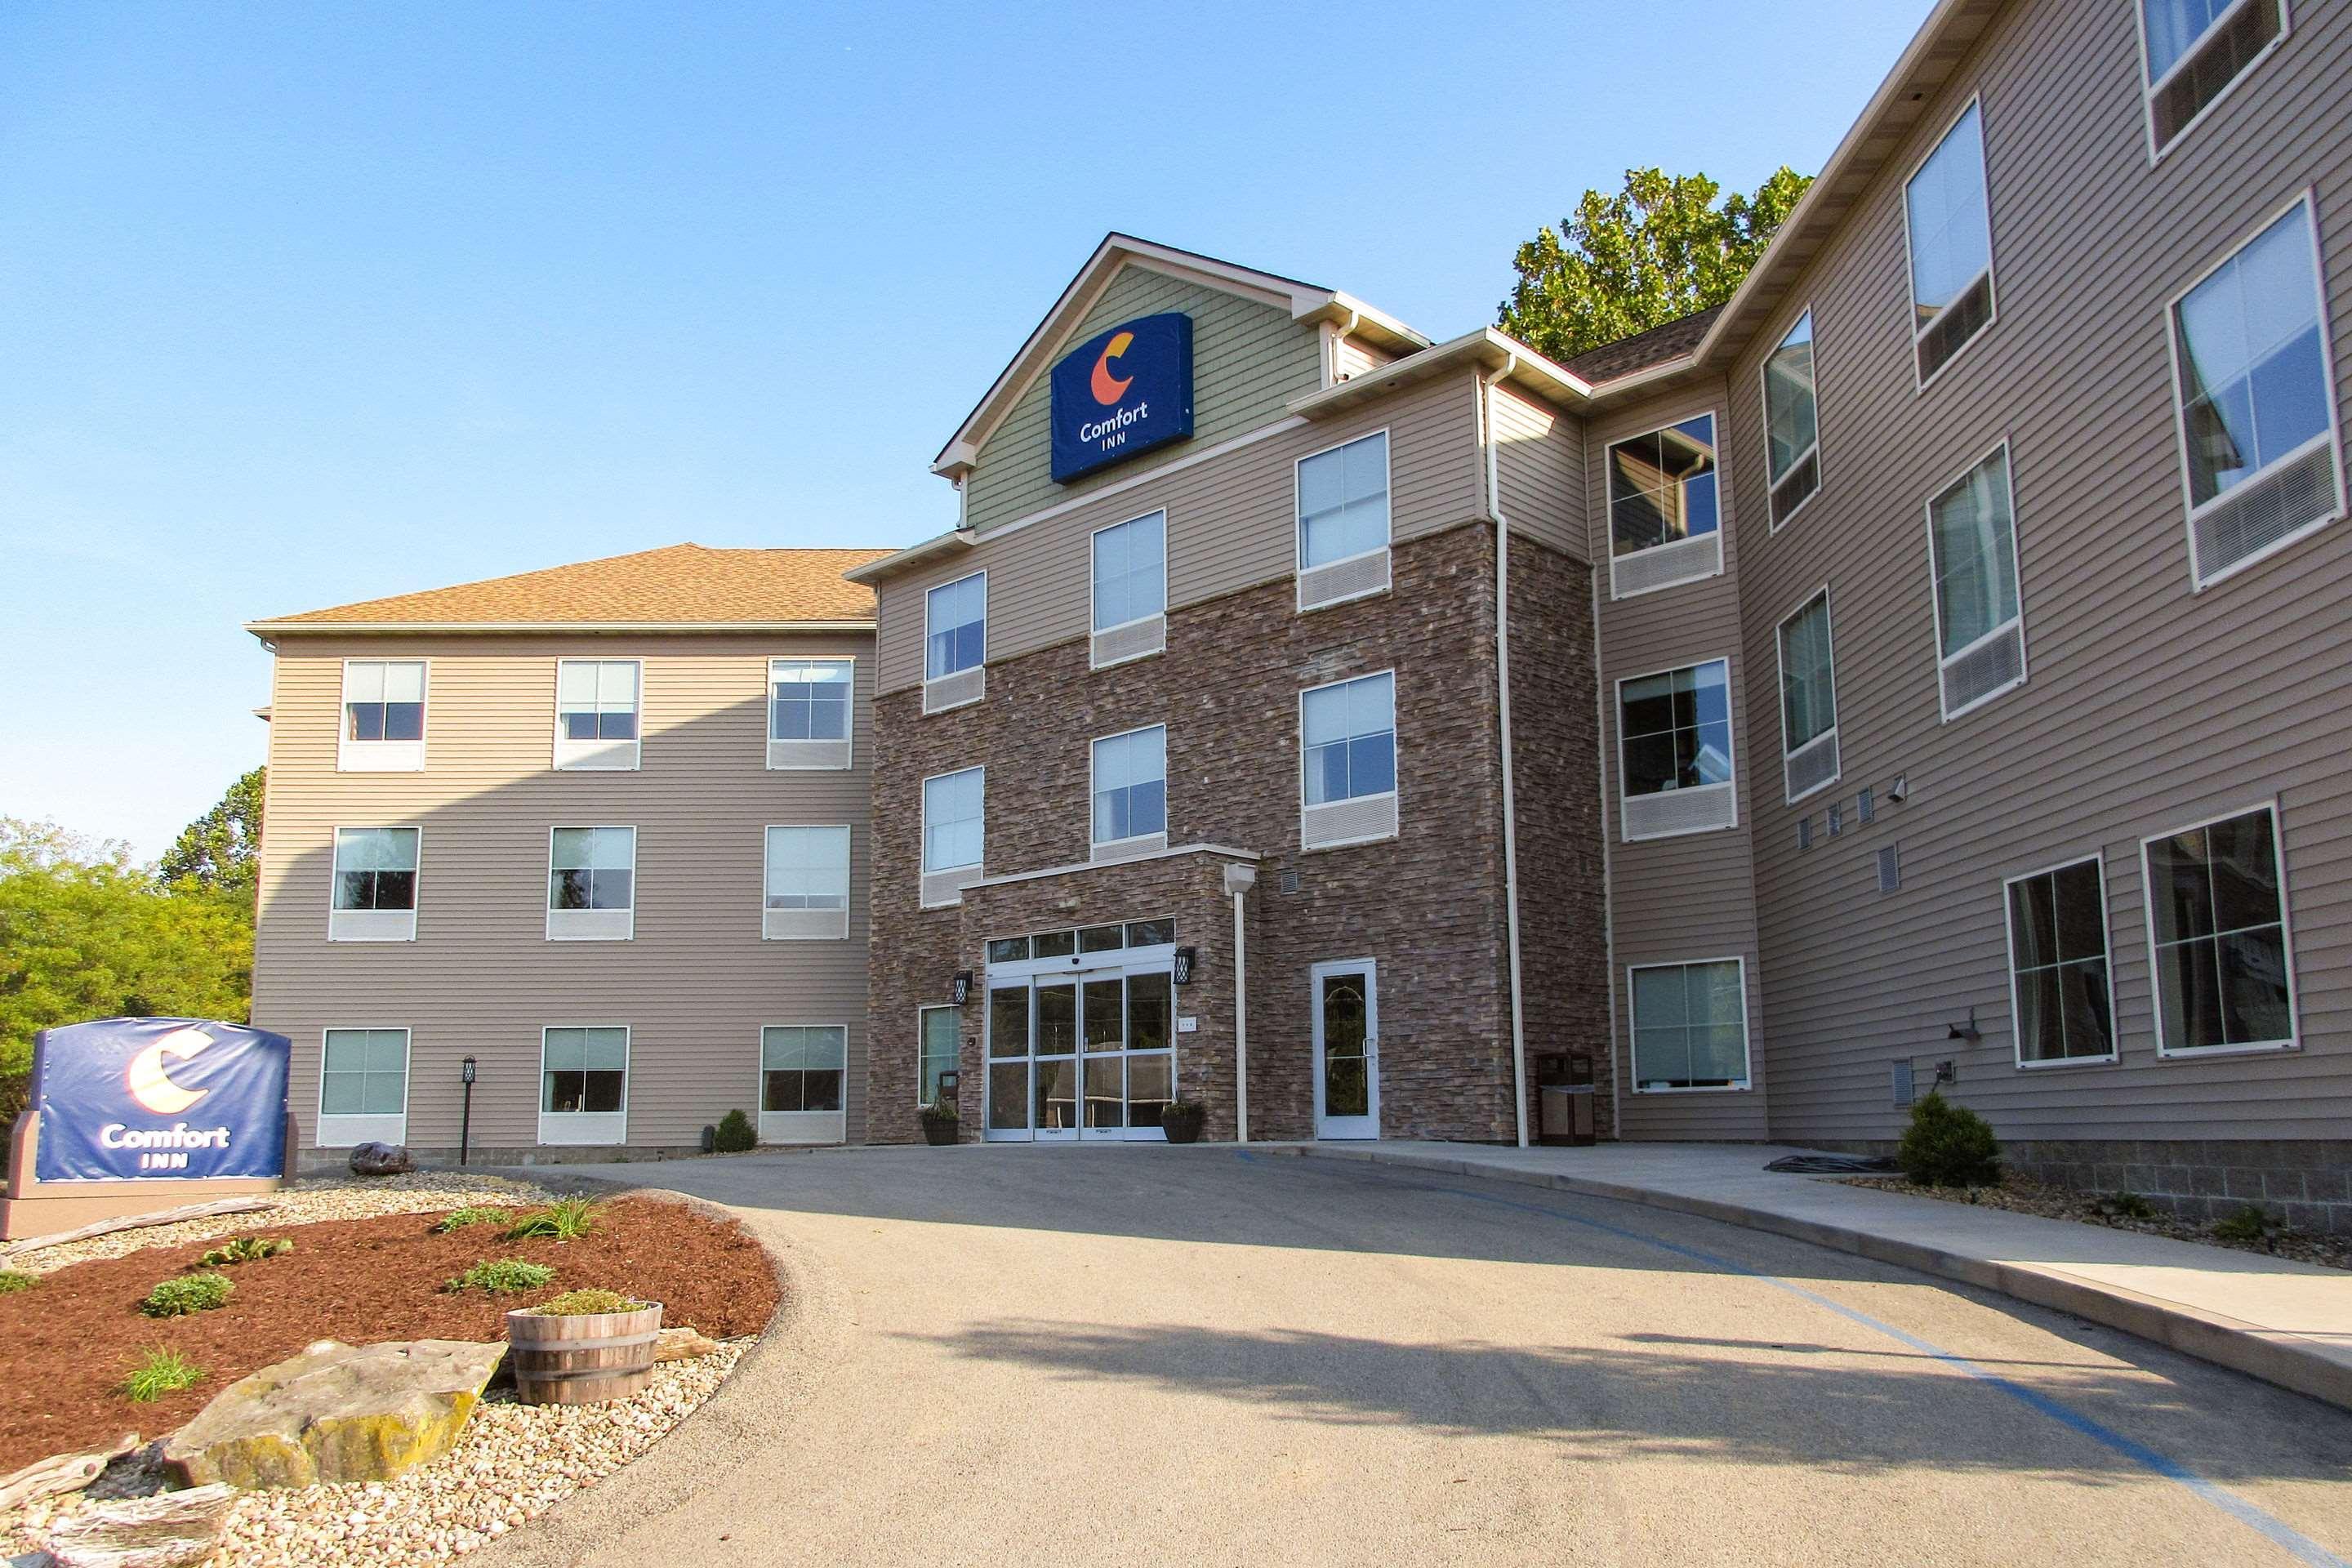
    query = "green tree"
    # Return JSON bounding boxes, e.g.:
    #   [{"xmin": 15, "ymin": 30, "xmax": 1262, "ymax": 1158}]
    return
[
  {"xmin": 1498, "ymin": 167, "xmax": 1813, "ymax": 363},
  {"xmin": 159, "ymin": 766, "xmax": 265, "ymax": 901}
]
